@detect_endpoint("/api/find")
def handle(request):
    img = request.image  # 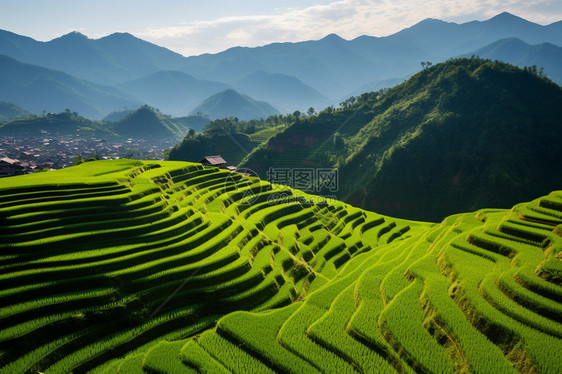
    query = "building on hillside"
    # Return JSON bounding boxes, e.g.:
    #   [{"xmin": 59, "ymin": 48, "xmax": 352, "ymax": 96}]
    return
[
  {"xmin": 200, "ymin": 155, "xmax": 227, "ymax": 168},
  {"xmin": 0, "ymin": 157, "xmax": 25, "ymax": 177},
  {"xmin": 235, "ymin": 167, "xmax": 253, "ymax": 177}
]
